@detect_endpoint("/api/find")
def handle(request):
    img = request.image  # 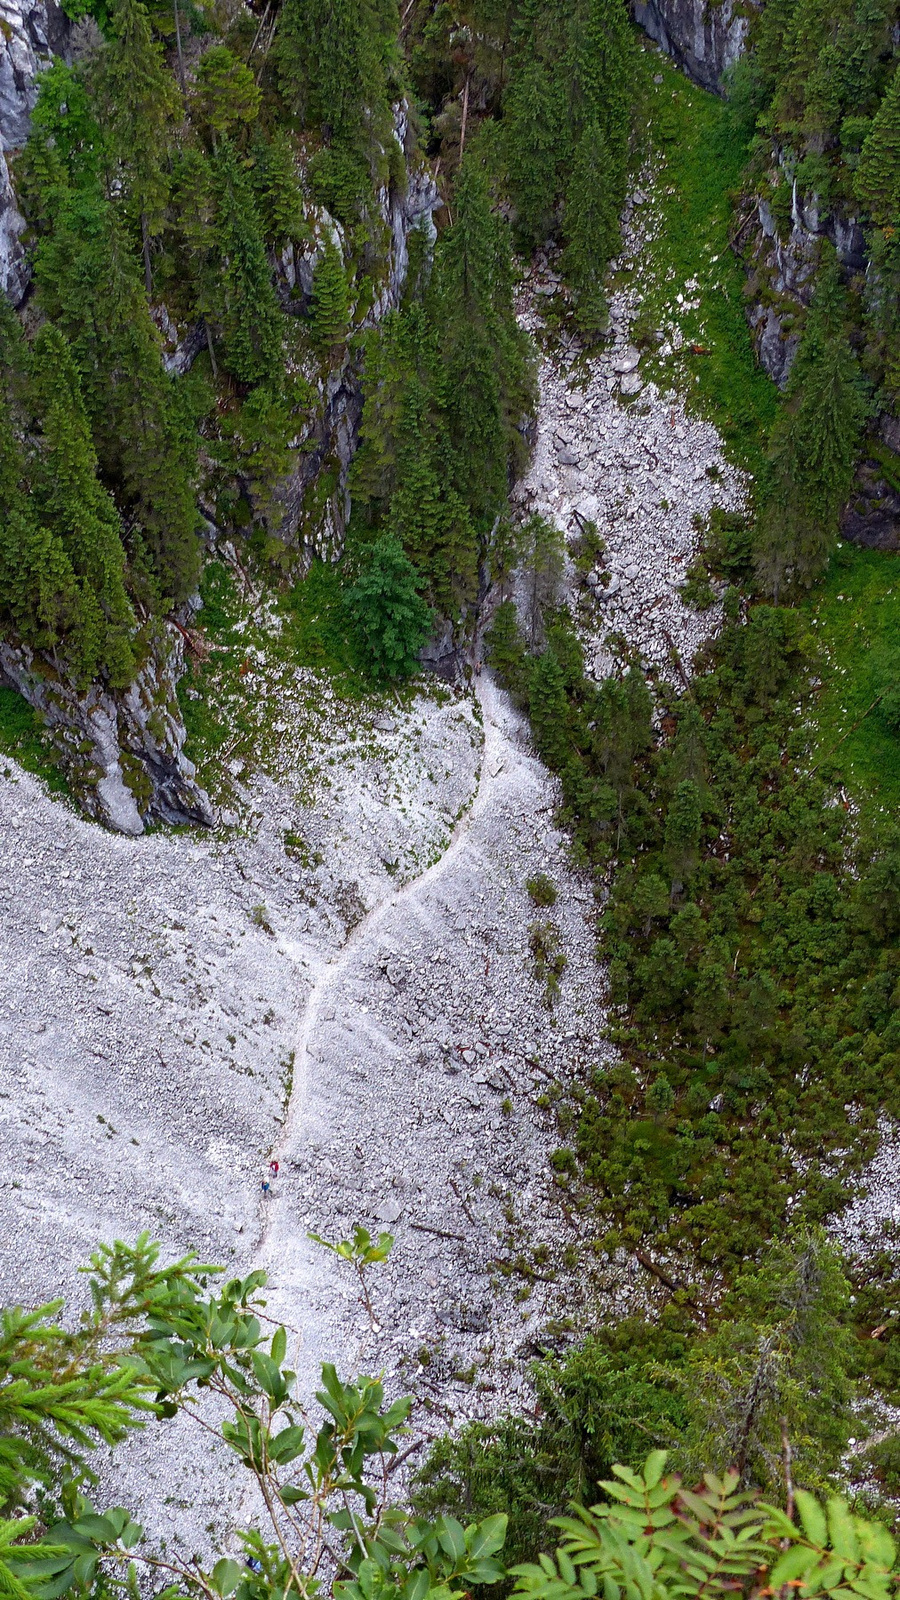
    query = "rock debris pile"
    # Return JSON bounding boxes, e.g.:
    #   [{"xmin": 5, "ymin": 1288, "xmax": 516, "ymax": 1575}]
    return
[{"xmin": 515, "ymin": 191, "xmax": 747, "ymax": 683}]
